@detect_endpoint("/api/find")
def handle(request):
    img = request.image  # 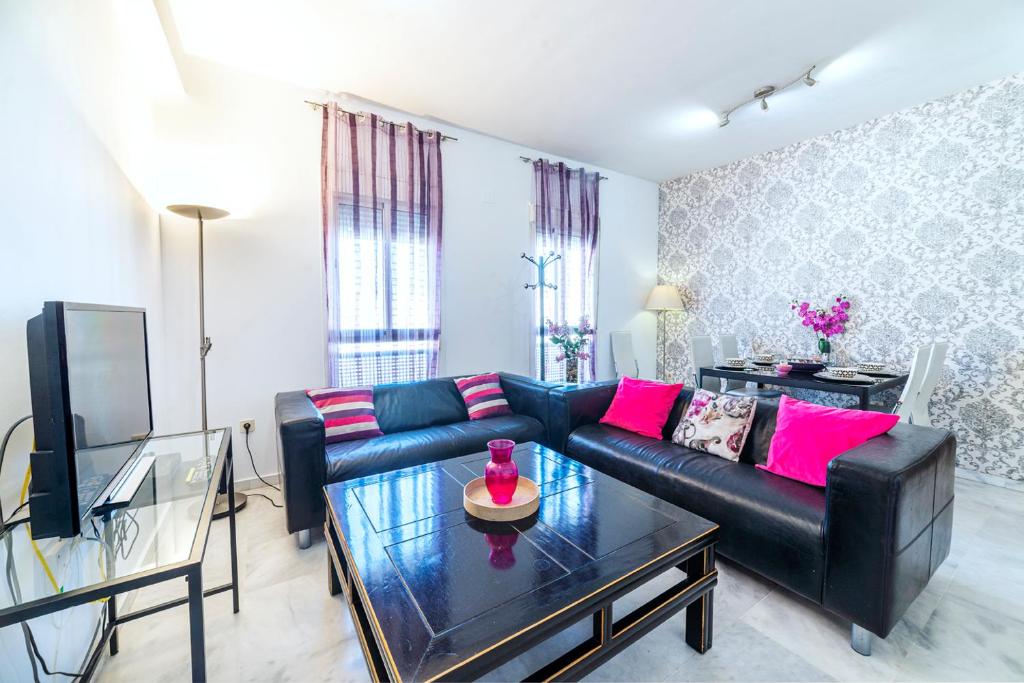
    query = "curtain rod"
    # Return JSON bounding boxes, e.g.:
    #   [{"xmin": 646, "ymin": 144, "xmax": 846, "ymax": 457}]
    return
[
  {"xmin": 305, "ymin": 100, "xmax": 459, "ymax": 141},
  {"xmin": 519, "ymin": 156, "xmax": 608, "ymax": 181}
]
